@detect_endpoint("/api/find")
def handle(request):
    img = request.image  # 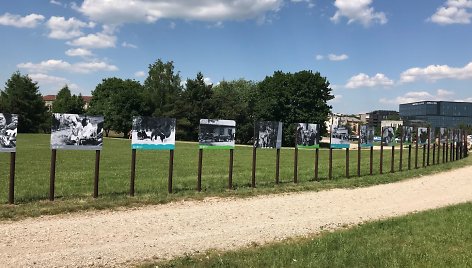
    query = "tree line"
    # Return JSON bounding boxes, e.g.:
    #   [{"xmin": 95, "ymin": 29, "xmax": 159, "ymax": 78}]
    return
[{"xmin": 0, "ymin": 59, "xmax": 335, "ymax": 146}]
